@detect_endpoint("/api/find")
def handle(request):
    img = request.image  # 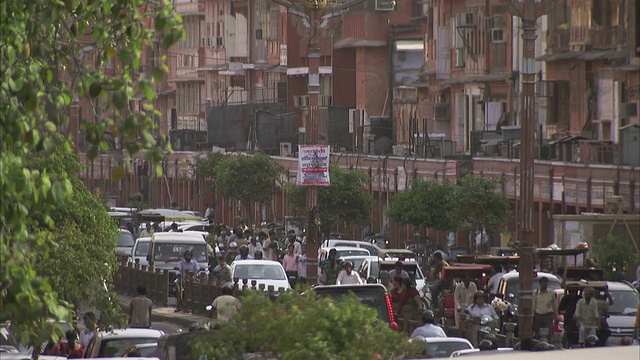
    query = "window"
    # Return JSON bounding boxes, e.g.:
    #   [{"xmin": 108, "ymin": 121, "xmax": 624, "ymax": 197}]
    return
[
  {"xmin": 153, "ymin": 243, "xmax": 207, "ymax": 262},
  {"xmin": 233, "ymin": 264, "xmax": 286, "ymax": 280},
  {"xmin": 99, "ymin": 338, "xmax": 158, "ymax": 357},
  {"xmin": 117, "ymin": 231, "xmax": 135, "ymax": 247},
  {"xmin": 134, "ymin": 241, "xmax": 151, "ymax": 256}
]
